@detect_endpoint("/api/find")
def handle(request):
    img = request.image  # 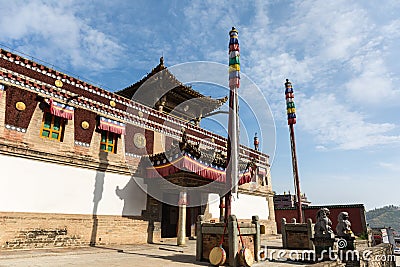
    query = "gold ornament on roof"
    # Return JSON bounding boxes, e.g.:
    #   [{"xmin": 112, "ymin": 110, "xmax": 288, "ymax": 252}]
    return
[
  {"xmin": 55, "ymin": 80, "xmax": 63, "ymax": 88},
  {"xmin": 110, "ymin": 100, "xmax": 116, "ymax": 107}
]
